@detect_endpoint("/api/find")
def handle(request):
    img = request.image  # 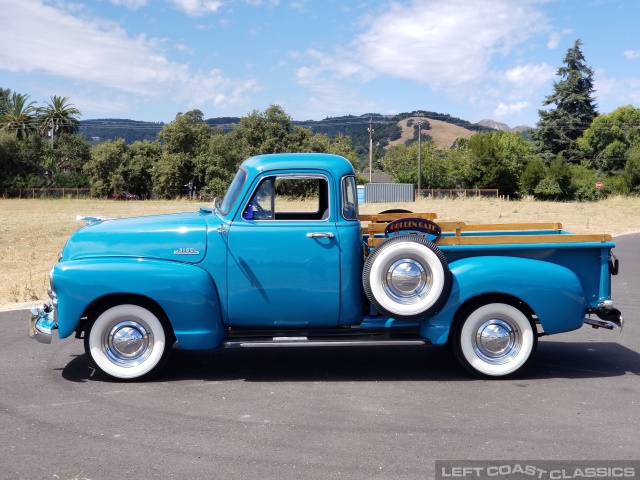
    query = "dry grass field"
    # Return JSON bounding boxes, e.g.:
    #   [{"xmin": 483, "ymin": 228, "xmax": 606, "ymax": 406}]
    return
[{"xmin": 2, "ymin": 196, "xmax": 639, "ymax": 310}]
